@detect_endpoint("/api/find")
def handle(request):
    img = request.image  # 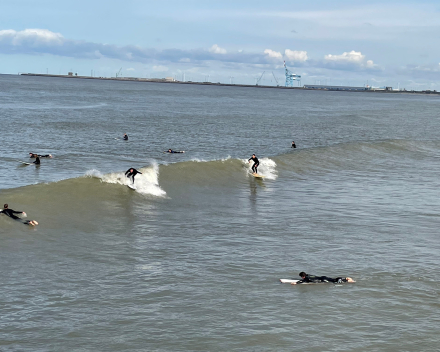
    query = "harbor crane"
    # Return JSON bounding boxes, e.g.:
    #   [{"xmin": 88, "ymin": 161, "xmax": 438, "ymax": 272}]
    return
[
  {"xmin": 272, "ymin": 71, "xmax": 279, "ymax": 87},
  {"xmin": 284, "ymin": 61, "xmax": 301, "ymax": 87},
  {"xmin": 256, "ymin": 71, "xmax": 265, "ymax": 86},
  {"xmin": 116, "ymin": 67, "xmax": 122, "ymax": 78}
]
